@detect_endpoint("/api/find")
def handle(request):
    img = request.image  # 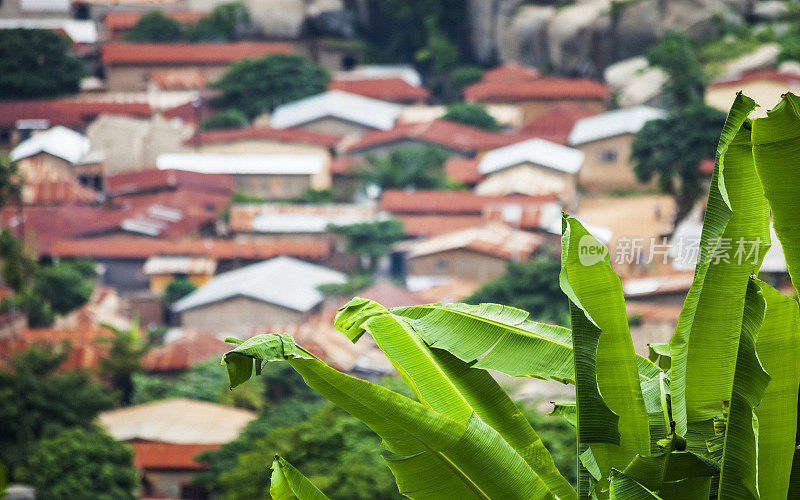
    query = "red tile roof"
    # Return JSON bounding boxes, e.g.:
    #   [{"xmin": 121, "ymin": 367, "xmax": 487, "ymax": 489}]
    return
[
  {"xmin": 399, "ymin": 214, "xmax": 485, "ymax": 237},
  {"xmin": 148, "ymin": 68, "xmax": 207, "ymax": 90},
  {"xmin": 105, "ymin": 10, "xmax": 209, "ymax": 31},
  {"xmin": 105, "ymin": 169, "xmax": 234, "ymax": 196},
  {"xmin": 520, "ymin": 104, "xmax": 596, "ymax": 144},
  {"xmin": 482, "ymin": 63, "xmax": 540, "ymax": 83},
  {"xmin": 329, "ymin": 78, "xmax": 429, "ymax": 103},
  {"xmin": 380, "ymin": 190, "xmax": 558, "ymax": 215},
  {"xmin": 329, "ymin": 156, "xmax": 364, "ymax": 175},
  {"xmin": 185, "ymin": 126, "xmax": 341, "ymax": 148},
  {"xmin": 464, "ymin": 77, "xmax": 611, "ymax": 102},
  {"xmin": 102, "ymin": 42, "xmax": 293, "ymax": 65},
  {"xmin": 47, "ymin": 236, "xmax": 331, "ymax": 261},
  {"xmin": 130, "ymin": 441, "xmax": 219, "ymax": 470},
  {"xmin": 709, "ymin": 69, "xmax": 800, "ymax": 88},
  {"xmin": 0, "ymin": 98, "xmax": 151, "ymax": 128},
  {"xmin": 444, "ymin": 157, "xmax": 482, "ymax": 184},
  {"xmin": 141, "ymin": 332, "xmax": 229, "ymax": 372},
  {"xmin": 345, "ymin": 119, "xmax": 534, "ymax": 154},
  {"xmin": 162, "ymin": 95, "xmax": 217, "ymax": 124}
]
